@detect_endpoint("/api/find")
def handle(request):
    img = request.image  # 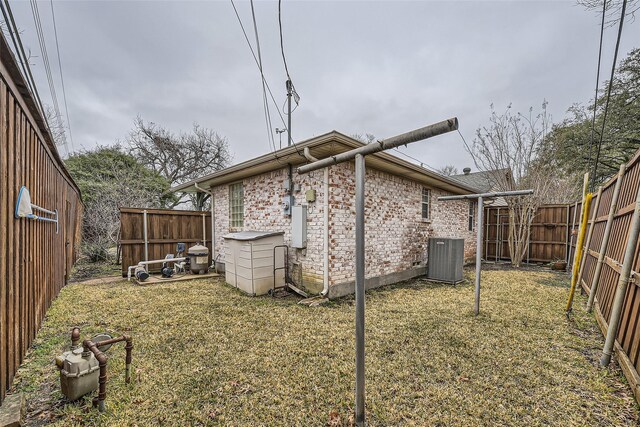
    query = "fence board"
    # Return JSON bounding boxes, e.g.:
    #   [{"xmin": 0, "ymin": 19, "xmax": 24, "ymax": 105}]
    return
[
  {"xmin": 119, "ymin": 208, "xmax": 212, "ymax": 276},
  {"xmin": 0, "ymin": 34, "xmax": 82, "ymax": 405},
  {"xmin": 483, "ymin": 205, "xmax": 569, "ymax": 263}
]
